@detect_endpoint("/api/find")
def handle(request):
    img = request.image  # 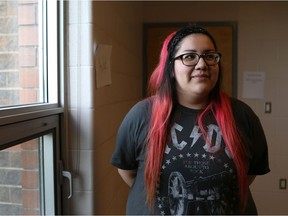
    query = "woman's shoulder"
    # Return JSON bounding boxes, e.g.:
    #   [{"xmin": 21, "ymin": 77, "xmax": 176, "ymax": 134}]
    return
[
  {"xmin": 123, "ymin": 97, "xmax": 153, "ymax": 123},
  {"xmin": 129, "ymin": 97, "xmax": 153, "ymax": 115},
  {"xmin": 230, "ymin": 97, "xmax": 253, "ymax": 111},
  {"xmin": 229, "ymin": 97, "xmax": 260, "ymax": 123}
]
